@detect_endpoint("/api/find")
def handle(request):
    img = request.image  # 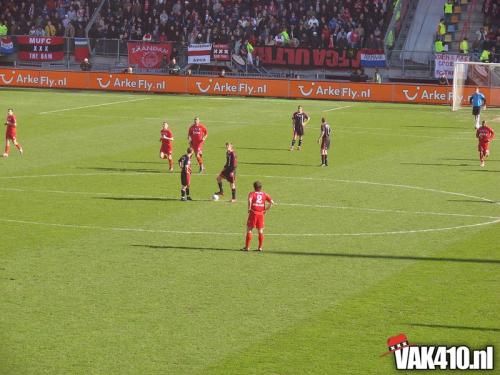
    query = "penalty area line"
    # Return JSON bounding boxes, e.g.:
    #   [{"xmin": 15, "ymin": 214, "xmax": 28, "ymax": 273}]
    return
[
  {"xmin": 322, "ymin": 105, "xmax": 353, "ymax": 112},
  {"xmin": 39, "ymin": 98, "xmax": 151, "ymax": 115}
]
